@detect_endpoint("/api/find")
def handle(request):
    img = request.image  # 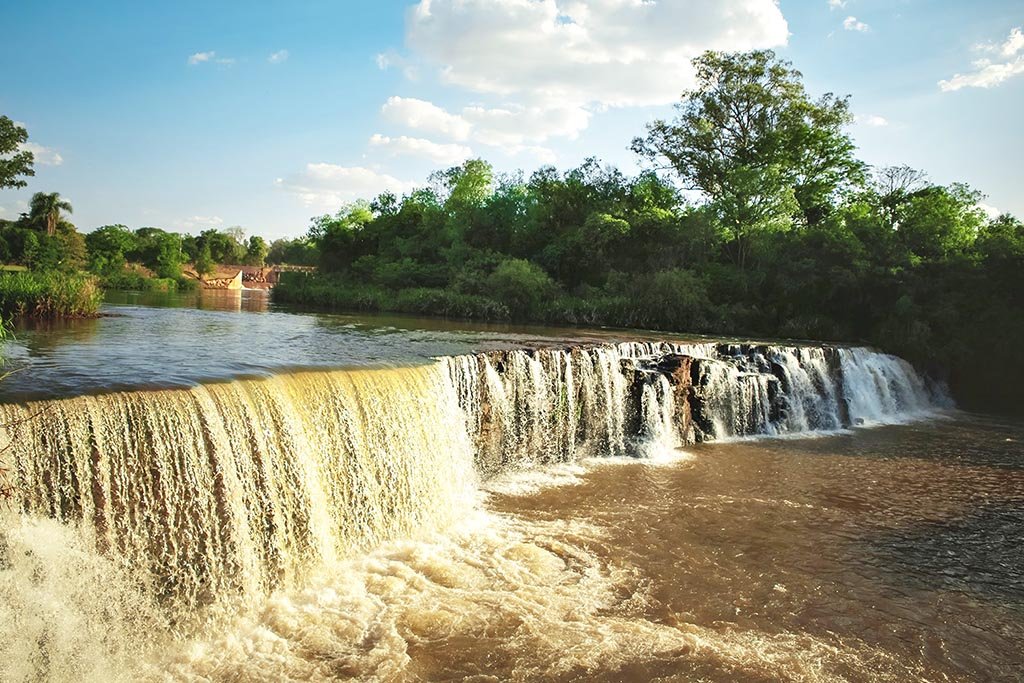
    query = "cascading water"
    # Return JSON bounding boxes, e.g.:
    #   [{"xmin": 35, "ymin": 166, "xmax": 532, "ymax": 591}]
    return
[
  {"xmin": 0, "ymin": 366, "xmax": 478, "ymax": 617},
  {"xmin": 0, "ymin": 341, "xmax": 949, "ymax": 680}
]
